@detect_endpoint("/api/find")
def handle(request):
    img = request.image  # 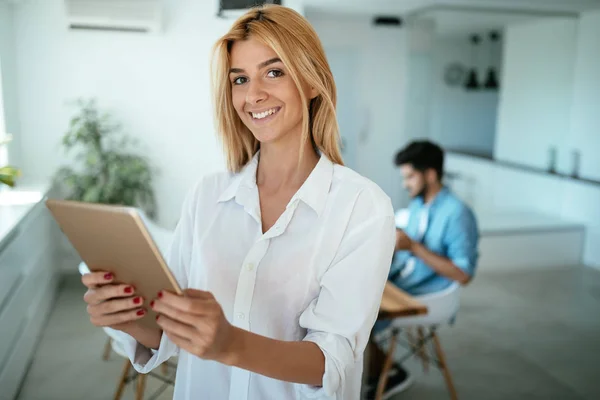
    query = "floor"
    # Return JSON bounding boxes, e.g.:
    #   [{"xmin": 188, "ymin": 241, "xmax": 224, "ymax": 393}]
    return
[{"xmin": 16, "ymin": 266, "xmax": 600, "ymax": 400}]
